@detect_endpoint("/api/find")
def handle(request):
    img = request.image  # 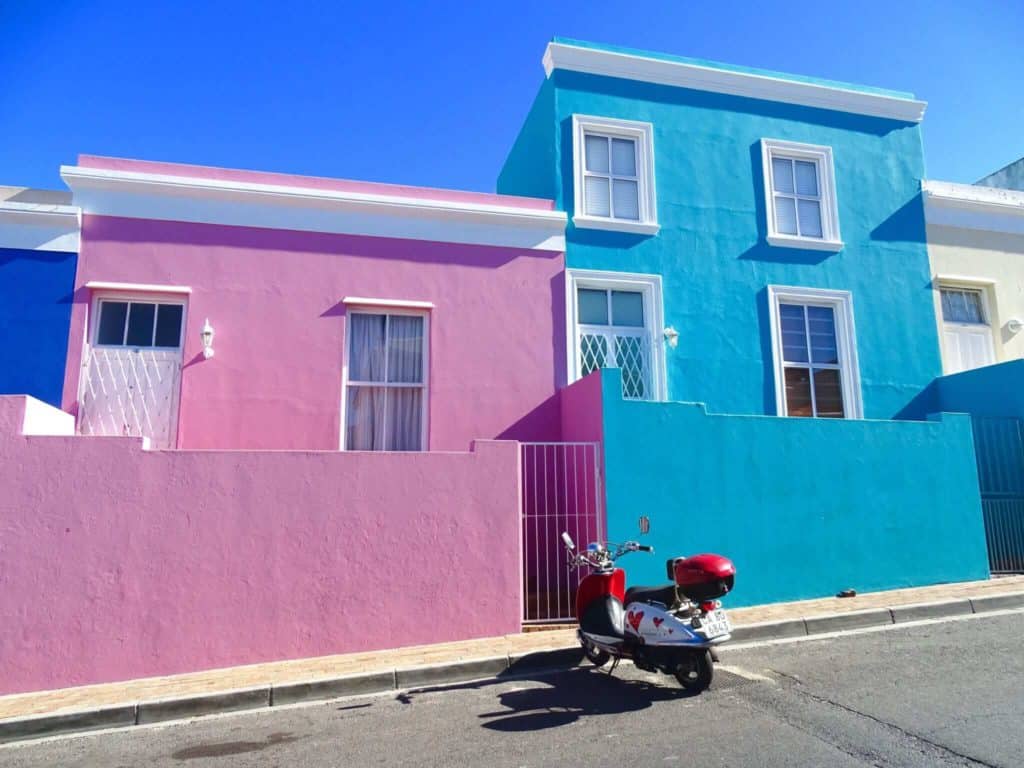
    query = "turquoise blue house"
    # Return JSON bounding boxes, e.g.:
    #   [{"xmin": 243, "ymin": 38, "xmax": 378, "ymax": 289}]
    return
[
  {"xmin": 0, "ymin": 188, "xmax": 79, "ymax": 408},
  {"xmin": 501, "ymin": 39, "xmax": 991, "ymax": 604}
]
